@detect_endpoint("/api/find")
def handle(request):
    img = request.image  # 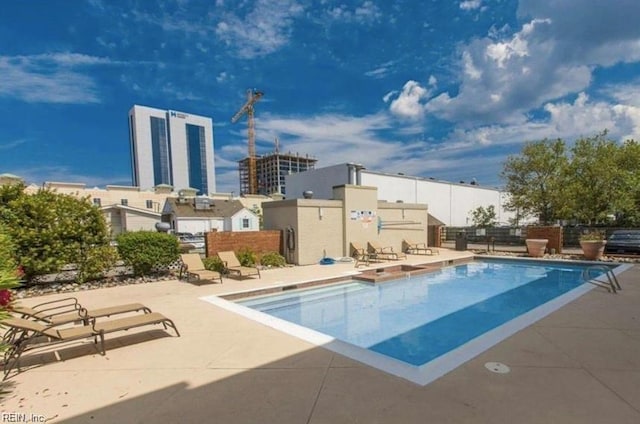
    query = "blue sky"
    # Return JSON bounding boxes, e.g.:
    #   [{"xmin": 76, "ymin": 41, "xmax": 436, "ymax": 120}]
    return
[{"xmin": 2, "ymin": 0, "xmax": 640, "ymax": 193}]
